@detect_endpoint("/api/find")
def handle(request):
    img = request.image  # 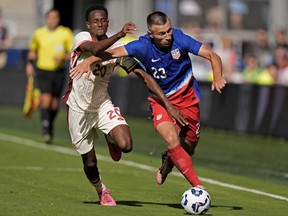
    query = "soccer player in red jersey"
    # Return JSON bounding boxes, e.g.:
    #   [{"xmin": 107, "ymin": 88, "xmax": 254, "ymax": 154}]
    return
[{"xmin": 70, "ymin": 11, "xmax": 226, "ymax": 190}]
